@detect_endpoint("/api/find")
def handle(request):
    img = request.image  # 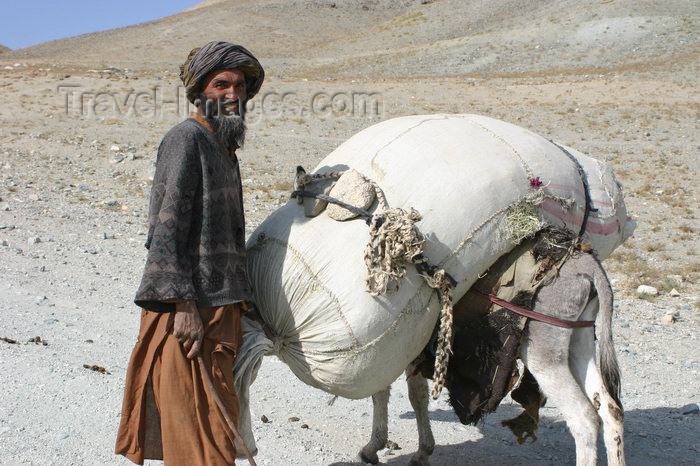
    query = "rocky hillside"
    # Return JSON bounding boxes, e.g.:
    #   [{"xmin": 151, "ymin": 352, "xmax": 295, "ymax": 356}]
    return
[{"xmin": 2, "ymin": 0, "xmax": 697, "ymax": 79}]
